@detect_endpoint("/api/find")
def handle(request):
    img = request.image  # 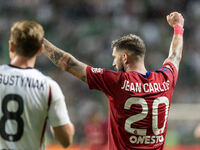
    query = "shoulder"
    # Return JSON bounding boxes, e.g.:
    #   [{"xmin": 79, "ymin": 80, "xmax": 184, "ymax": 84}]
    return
[
  {"xmin": 31, "ymin": 69, "xmax": 62, "ymax": 90},
  {"xmin": 87, "ymin": 65, "xmax": 124, "ymax": 75},
  {"xmin": 155, "ymin": 62, "xmax": 177, "ymax": 74},
  {"xmin": 47, "ymin": 77, "xmax": 60, "ymax": 89},
  {"xmin": 0, "ymin": 64, "xmax": 11, "ymax": 70},
  {"xmin": 36, "ymin": 71, "xmax": 64, "ymax": 100},
  {"xmin": 153, "ymin": 62, "xmax": 178, "ymax": 87},
  {"xmin": 41, "ymin": 74, "xmax": 61, "ymax": 91},
  {"xmin": 32, "ymin": 69, "xmax": 57, "ymax": 83},
  {"xmin": 88, "ymin": 66, "xmax": 125, "ymax": 81}
]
